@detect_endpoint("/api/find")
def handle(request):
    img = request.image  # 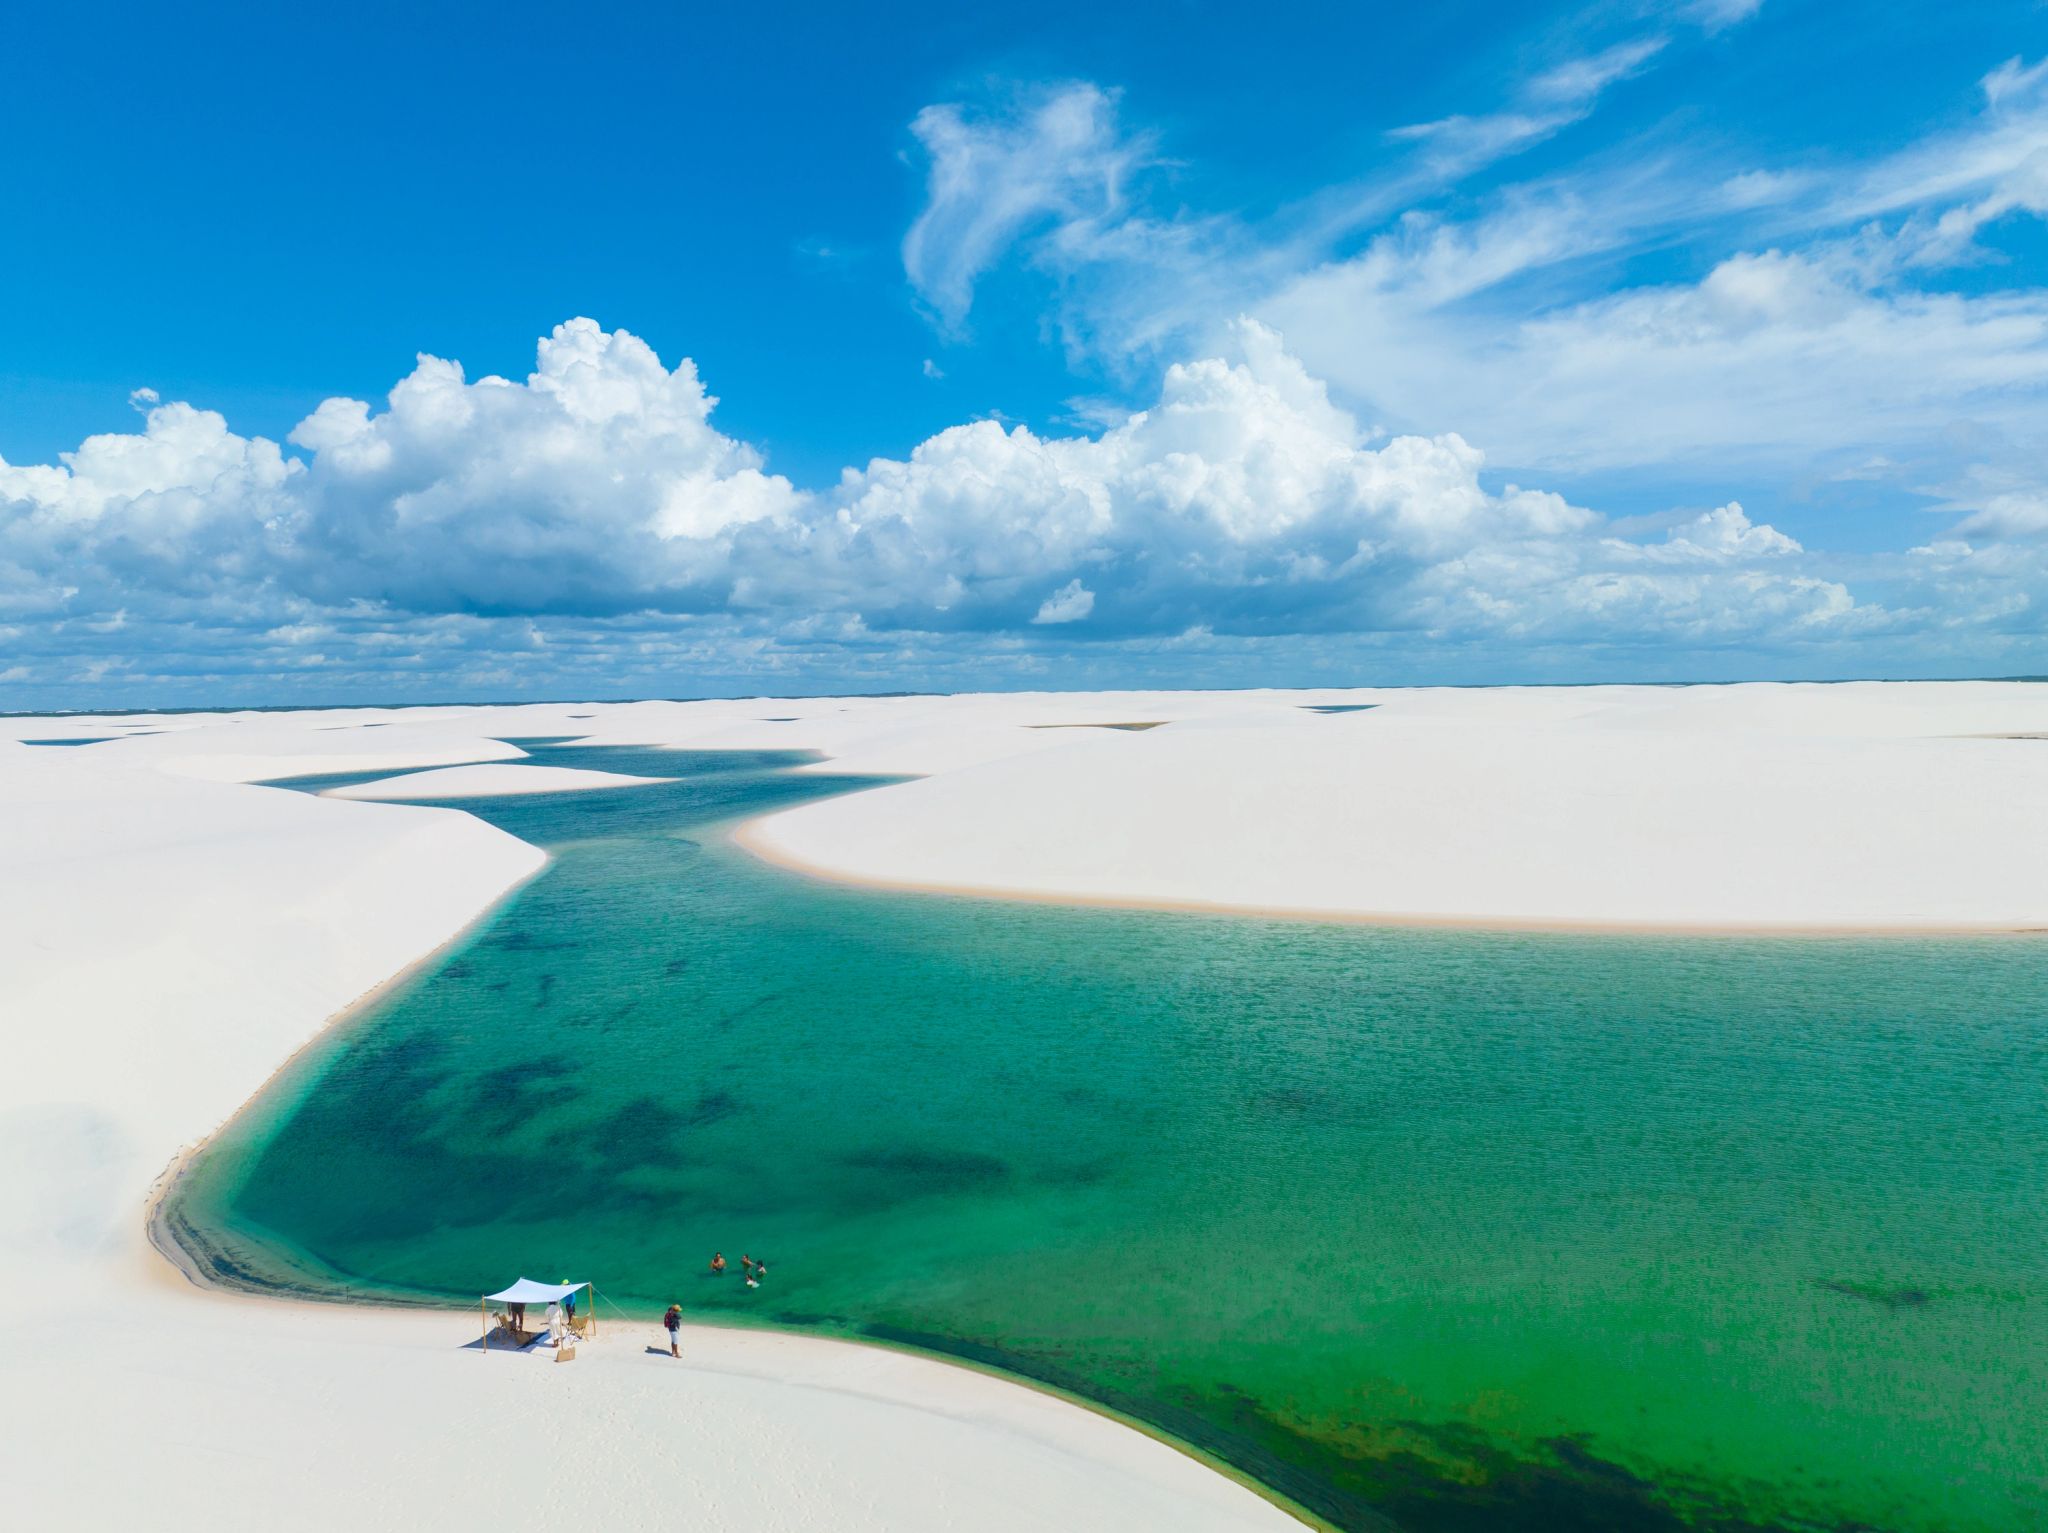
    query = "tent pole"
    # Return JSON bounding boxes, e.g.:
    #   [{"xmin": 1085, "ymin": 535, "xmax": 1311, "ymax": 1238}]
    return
[{"xmin": 481, "ymin": 1296, "xmax": 487, "ymax": 1353}]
